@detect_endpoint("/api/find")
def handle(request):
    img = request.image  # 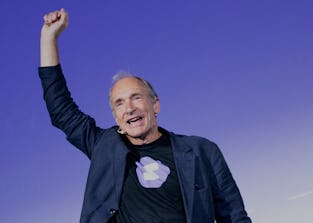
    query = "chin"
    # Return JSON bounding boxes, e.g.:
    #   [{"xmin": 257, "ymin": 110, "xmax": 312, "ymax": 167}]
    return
[
  {"xmin": 128, "ymin": 132, "xmax": 145, "ymax": 138},
  {"xmin": 127, "ymin": 129, "xmax": 147, "ymax": 138}
]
